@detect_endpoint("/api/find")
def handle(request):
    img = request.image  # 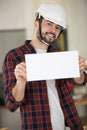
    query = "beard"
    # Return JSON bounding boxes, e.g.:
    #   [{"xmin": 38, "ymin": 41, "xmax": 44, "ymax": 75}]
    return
[{"xmin": 37, "ymin": 29, "xmax": 57, "ymax": 45}]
